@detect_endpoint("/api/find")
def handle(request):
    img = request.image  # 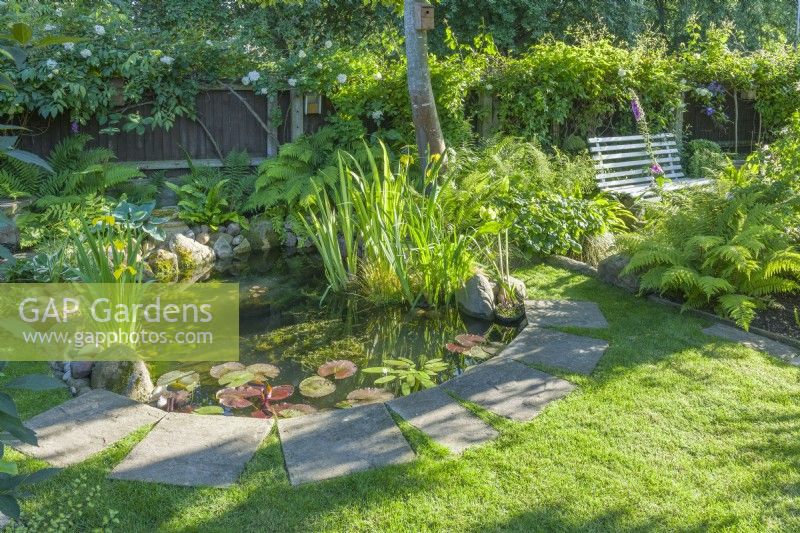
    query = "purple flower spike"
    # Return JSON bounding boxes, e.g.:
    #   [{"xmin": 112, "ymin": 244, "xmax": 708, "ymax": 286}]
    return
[
  {"xmin": 630, "ymin": 98, "xmax": 643, "ymax": 122},
  {"xmin": 650, "ymin": 163, "xmax": 664, "ymax": 175},
  {"xmin": 704, "ymin": 107, "xmax": 714, "ymax": 117},
  {"xmin": 70, "ymin": 121, "xmax": 79, "ymax": 134}
]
